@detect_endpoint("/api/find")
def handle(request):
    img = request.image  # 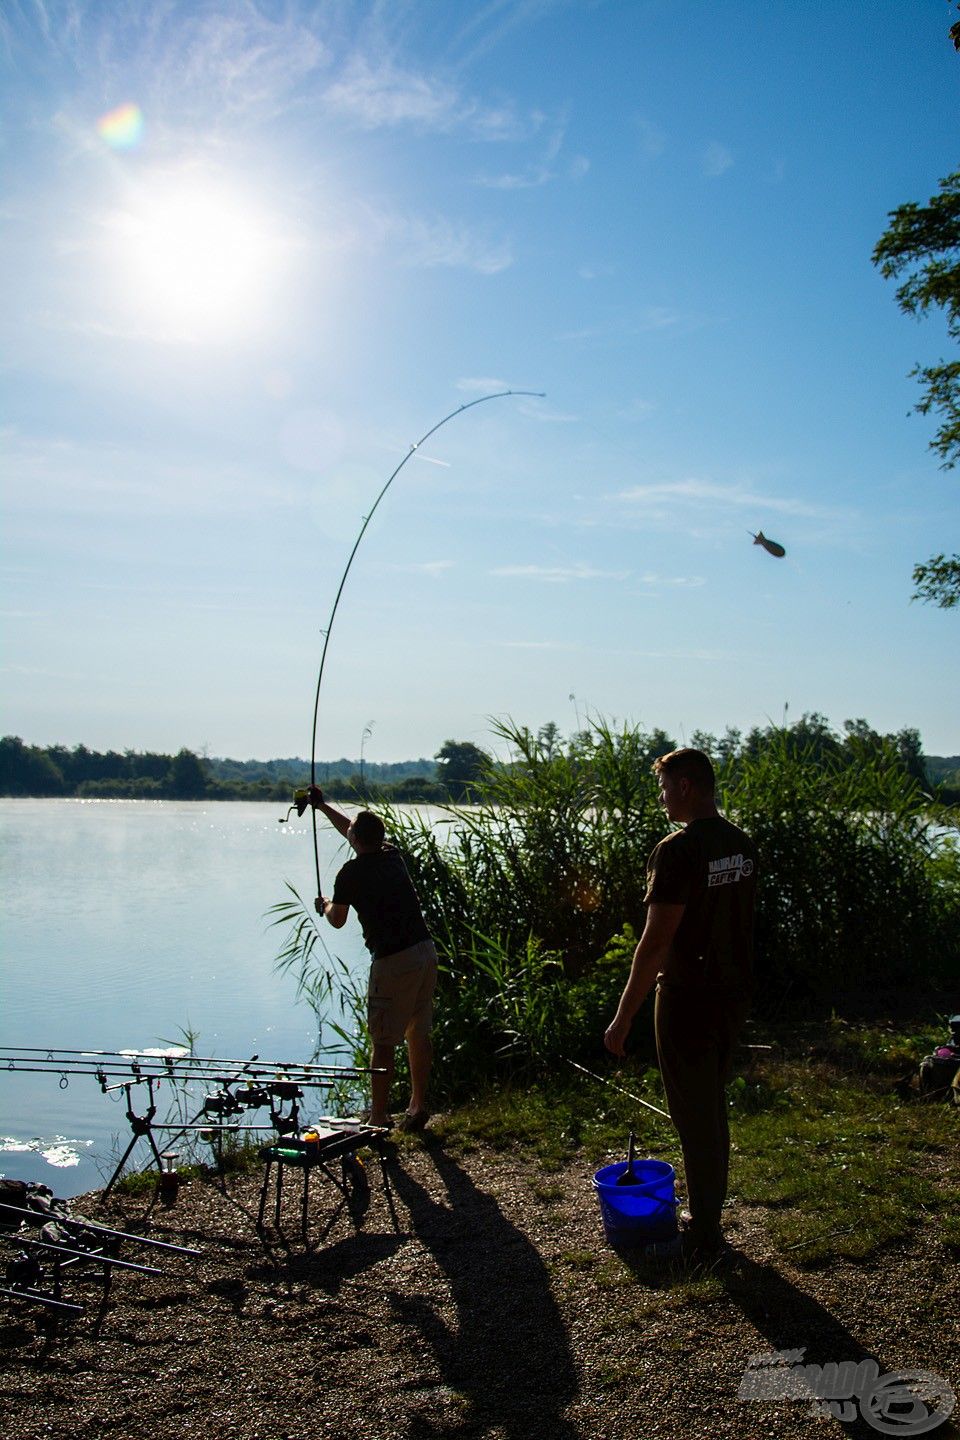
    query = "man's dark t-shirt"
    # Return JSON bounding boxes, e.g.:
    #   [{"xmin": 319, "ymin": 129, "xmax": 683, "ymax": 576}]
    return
[
  {"xmin": 645, "ymin": 816, "xmax": 758, "ymax": 991},
  {"xmin": 332, "ymin": 843, "xmax": 431, "ymax": 960}
]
